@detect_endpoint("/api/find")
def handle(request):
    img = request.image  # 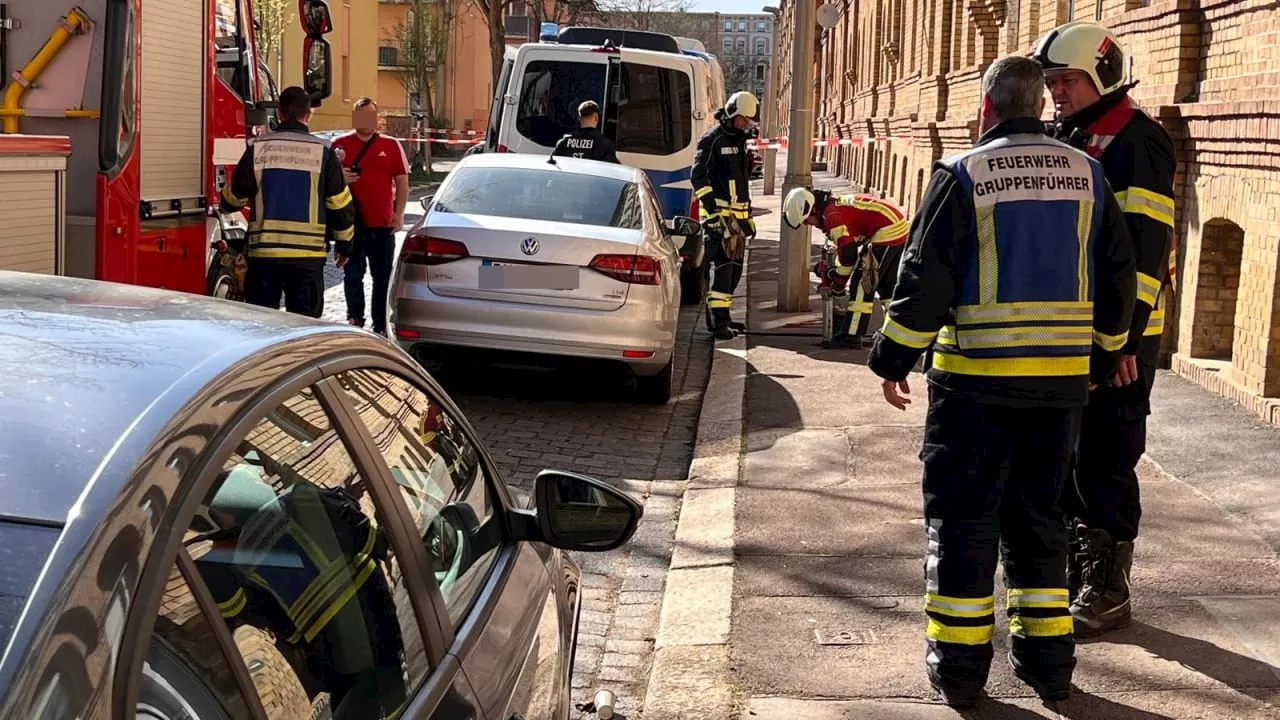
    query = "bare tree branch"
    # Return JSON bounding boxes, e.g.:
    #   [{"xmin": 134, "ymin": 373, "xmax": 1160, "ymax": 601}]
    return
[{"xmin": 251, "ymin": 0, "xmax": 292, "ymax": 79}]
